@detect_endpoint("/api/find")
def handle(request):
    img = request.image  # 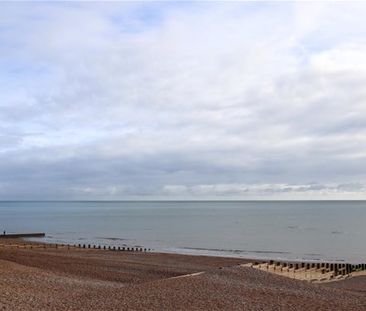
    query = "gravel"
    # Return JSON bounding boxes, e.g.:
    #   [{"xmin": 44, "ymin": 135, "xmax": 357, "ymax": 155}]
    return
[{"xmin": 0, "ymin": 241, "xmax": 365, "ymax": 310}]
